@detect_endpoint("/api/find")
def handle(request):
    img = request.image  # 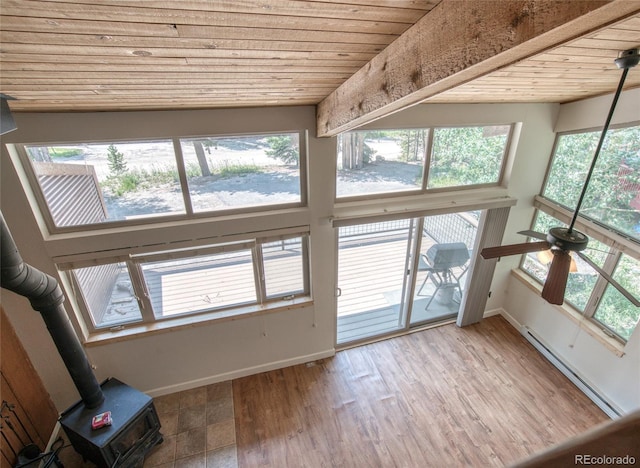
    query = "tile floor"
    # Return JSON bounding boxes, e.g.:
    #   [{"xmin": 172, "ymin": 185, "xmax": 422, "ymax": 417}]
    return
[
  {"xmin": 145, "ymin": 381, "xmax": 238, "ymax": 467},
  {"xmin": 54, "ymin": 381, "xmax": 238, "ymax": 468}
]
